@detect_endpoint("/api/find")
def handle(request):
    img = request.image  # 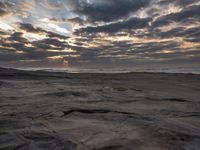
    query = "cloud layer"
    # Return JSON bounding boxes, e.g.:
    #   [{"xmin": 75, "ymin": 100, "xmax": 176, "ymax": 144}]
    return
[{"xmin": 0, "ymin": 0, "xmax": 199, "ymax": 68}]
